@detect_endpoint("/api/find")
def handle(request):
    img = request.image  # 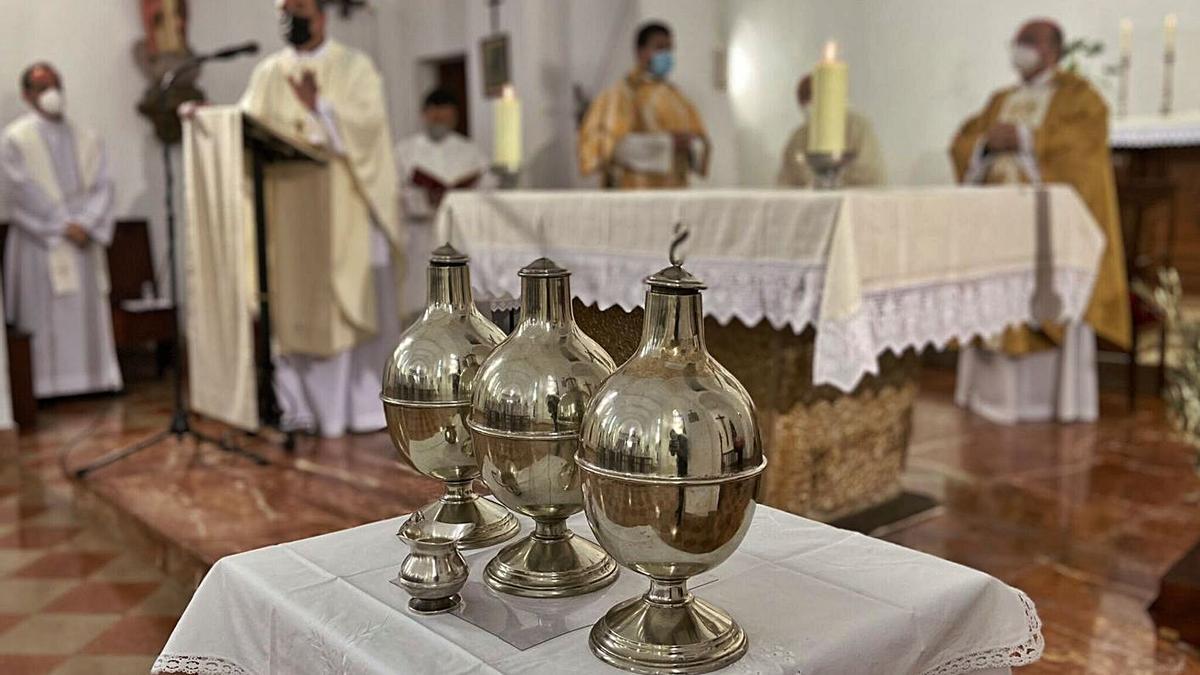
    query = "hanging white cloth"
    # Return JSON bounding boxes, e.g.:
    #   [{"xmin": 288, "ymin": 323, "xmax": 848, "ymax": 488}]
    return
[{"xmin": 182, "ymin": 106, "xmax": 260, "ymax": 431}]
